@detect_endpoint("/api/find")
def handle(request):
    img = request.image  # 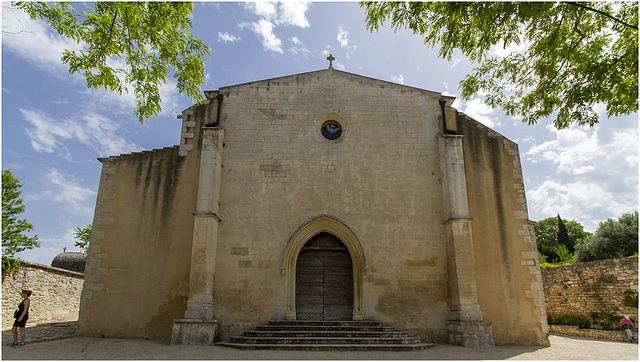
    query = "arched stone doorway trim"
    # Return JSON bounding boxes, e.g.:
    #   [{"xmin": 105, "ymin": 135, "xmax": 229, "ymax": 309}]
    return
[{"xmin": 281, "ymin": 214, "xmax": 368, "ymax": 320}]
